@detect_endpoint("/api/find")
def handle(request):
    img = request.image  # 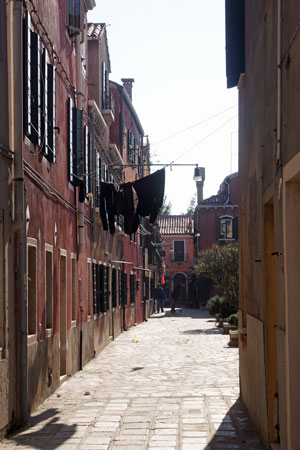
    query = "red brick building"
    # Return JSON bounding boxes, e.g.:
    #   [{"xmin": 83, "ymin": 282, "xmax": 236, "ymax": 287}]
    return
[
  {"xmin": 195, "ymin": 172, "xmax": 239, "ymax": 252},
  {"xmin": 157, "ymin": 215, "xmax": 195, "ymax": 305}
]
